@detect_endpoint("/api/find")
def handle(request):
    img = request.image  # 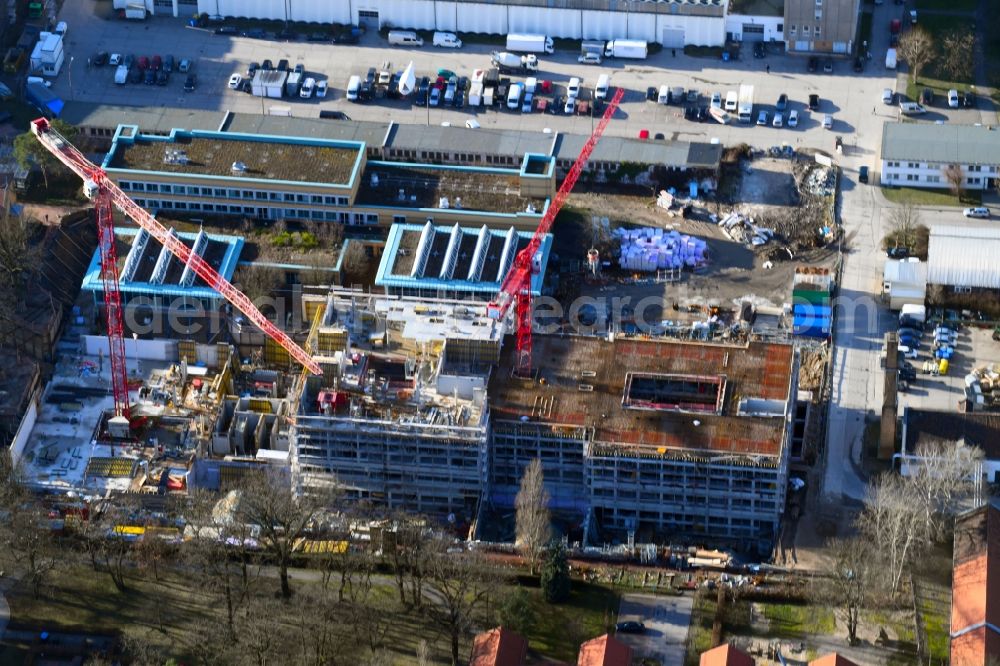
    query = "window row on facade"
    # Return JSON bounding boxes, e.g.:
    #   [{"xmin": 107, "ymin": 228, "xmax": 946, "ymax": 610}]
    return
[
  {"xmin": 119, "ymin": 180, "xmax": 351, "ymax": 206},
  {"xmin": 130, "ymin": 198, "xmax": 379, "ymax": 224}
]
